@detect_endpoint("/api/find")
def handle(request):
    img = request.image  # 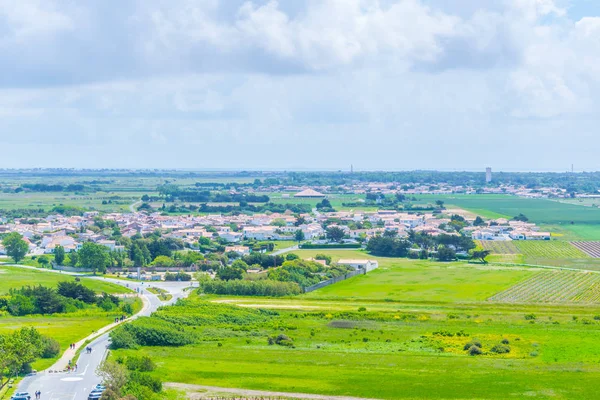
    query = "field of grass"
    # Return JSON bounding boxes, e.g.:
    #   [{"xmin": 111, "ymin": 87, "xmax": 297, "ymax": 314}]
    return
[
  {"xmin": 116, "ymin": 286, "xmax": 600, "ymax": 400},
  {"xmin": 0, "ymin": 296, "xmax": 142, "ymax": 370},
  {"xmin": 489, "ymin": 271, "xmax": 600, "ymax": 304},
  {"xmin": 0, "ymin": 266, "xmax": 132, "ymax": 294},
  {"xmin": 301, "ymin": 259, "xmax": 534, "ymax": 303},
  {"xmin": 415, "ymin": 194, "xmax": 600, "ymax": 240}
]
